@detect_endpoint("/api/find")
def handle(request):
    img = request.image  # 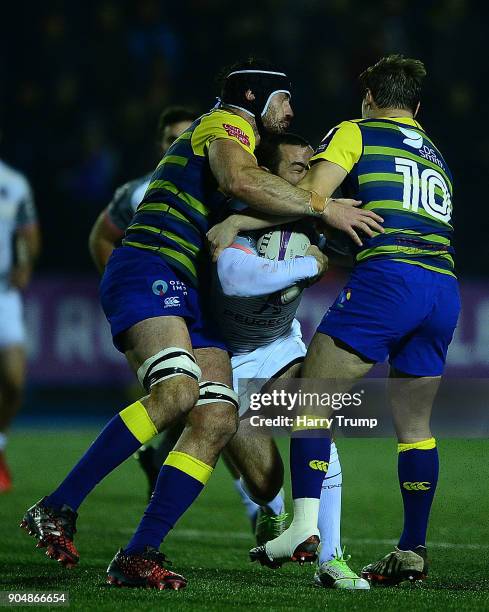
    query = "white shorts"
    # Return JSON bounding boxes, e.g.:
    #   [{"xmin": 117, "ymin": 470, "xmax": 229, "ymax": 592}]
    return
[
  {"xmin": 232, "ymin": 319, "xmax": 306, "ymax": 416},
  {"xmin": 0, "ymin": 289, "xmax": 25, "ymax": 348}
]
